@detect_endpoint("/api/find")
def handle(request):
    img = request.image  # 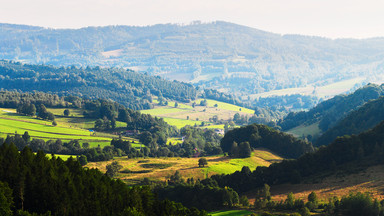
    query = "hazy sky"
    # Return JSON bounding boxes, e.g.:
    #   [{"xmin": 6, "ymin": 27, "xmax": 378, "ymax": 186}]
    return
[{"xmin": 1, "ymin": 0, "xmax": 384, "ymax": 39}]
